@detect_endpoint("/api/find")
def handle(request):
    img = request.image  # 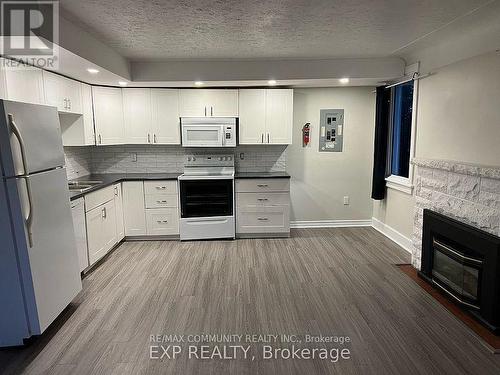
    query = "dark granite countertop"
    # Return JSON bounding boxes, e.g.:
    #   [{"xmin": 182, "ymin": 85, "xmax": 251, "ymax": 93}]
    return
[
  {"xmin": 69, "ymin": 171, "xmax": 290, "ymax": 201},
  {"xmin": 68, "ymin": 173, "xmax": 180, "ymax": 201},
  {"xmin": 234, "ymin": 171, "xmax": 291, "ymax": 179}
]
